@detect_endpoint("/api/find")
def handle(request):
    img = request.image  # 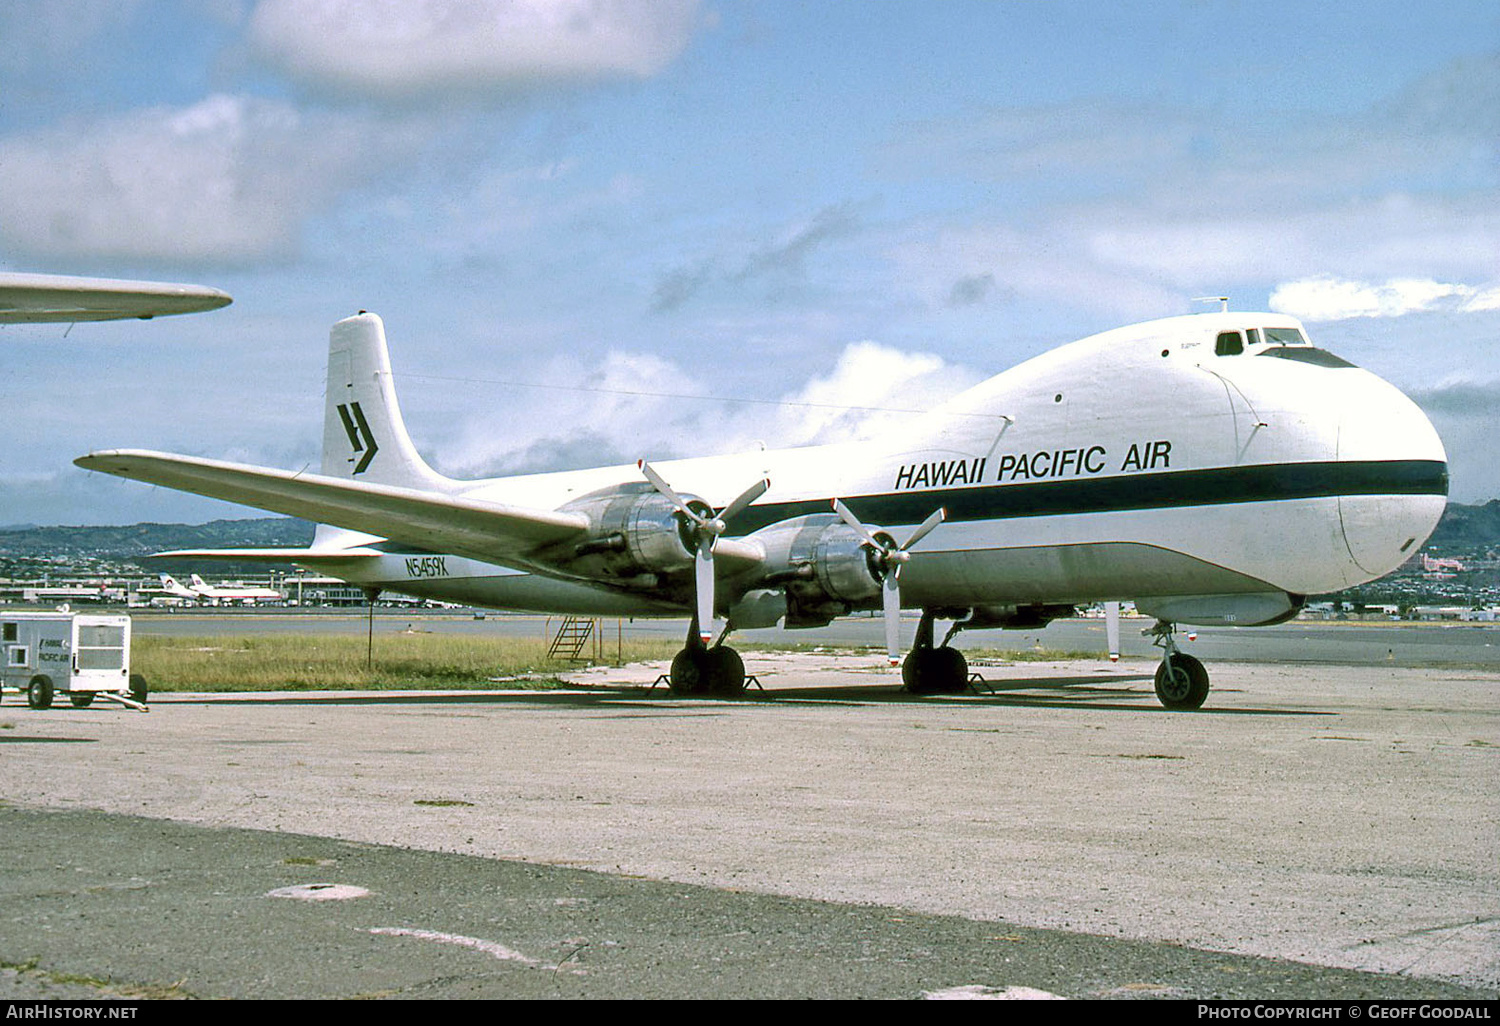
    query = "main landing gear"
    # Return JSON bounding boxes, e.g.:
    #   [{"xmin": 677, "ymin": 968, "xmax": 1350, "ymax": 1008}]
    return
[
  {"xmin": 667, "ymin": 617, "xmax": 747, "ymax": 696},
  {"xmin": 1148, "ymin": 619, "xmax": 1210, "ymax": 710},
  {"xmin": 901, "ymin": 610, "xmax": 970, "ymax": 695}
]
